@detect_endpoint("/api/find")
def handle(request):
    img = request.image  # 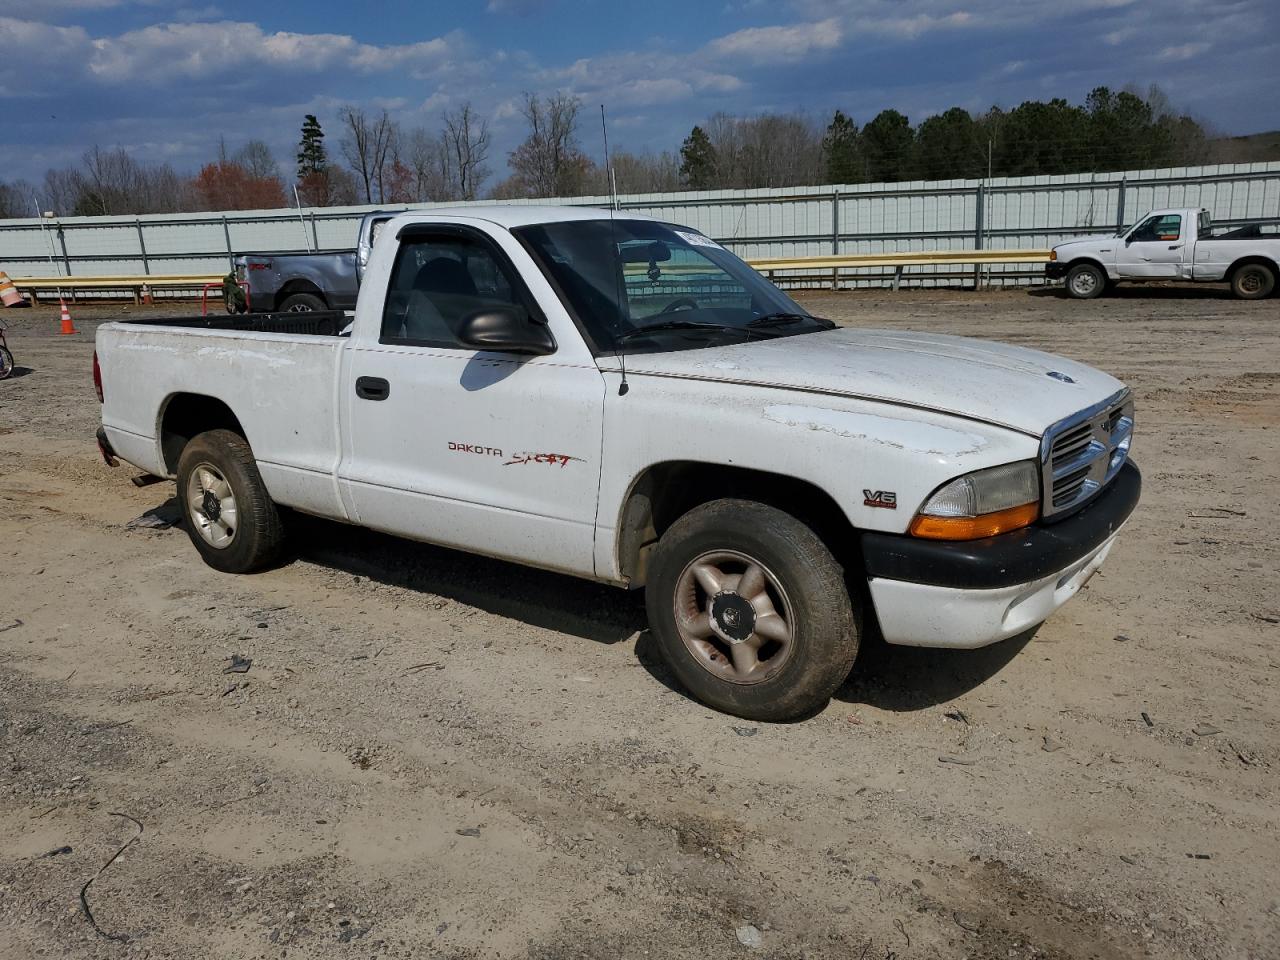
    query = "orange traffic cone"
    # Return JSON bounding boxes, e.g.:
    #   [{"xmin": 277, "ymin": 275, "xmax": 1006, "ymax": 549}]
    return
[{"xmin": 59, "ymin": 298, "xmax": 78, "ymax": 335}]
